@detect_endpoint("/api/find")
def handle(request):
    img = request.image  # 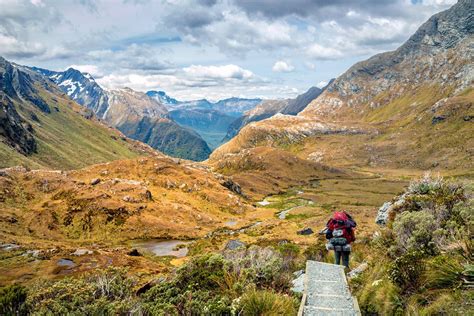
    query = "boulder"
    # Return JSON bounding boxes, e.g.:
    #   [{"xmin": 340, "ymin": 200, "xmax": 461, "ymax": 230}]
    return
[
  {"xmin": 225, "ymin": 239, "xmax": 246, "ymax": 250},
  {"xmin": 127, "ymin": 249, "xmax": 141, "ymax": 256},
  {"xmin": 432, "ymin": 116, "xmax": 446, "ymax": 124},
  {"xmin": 90, "ymin": 178, "xmax": 101, "ymax": 185},
  {"xmin": 221, "ymin": 178, "xmax": 243, "ymax": 196},
  {"xmin": 297, "ymin": 228, "xmax": 314, "ymax": 235},
  {"xmin": 71, "ymin": 249, "xmax": 93, "ymax": 256},
  {"xmin": 347, "ymin": 262, "xmax": 368, "ymax": 279},
  {"xmin": 375, "ymin": 201, "xmax": 393, "ymax": 225},
  {"xmin": 0, "ymin": 243, "xmax": 20, "ymax": 251},
  {"xmin": 145, "ymin": 190, "xmax": 153, "ymax": 201},
  {"xmin": 376, "ymin": 194, "xmax": 407, "ymax": 225},
  {"xmin": 291, "ymin": 272, "xmax": 305, "ymax": 293}
]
